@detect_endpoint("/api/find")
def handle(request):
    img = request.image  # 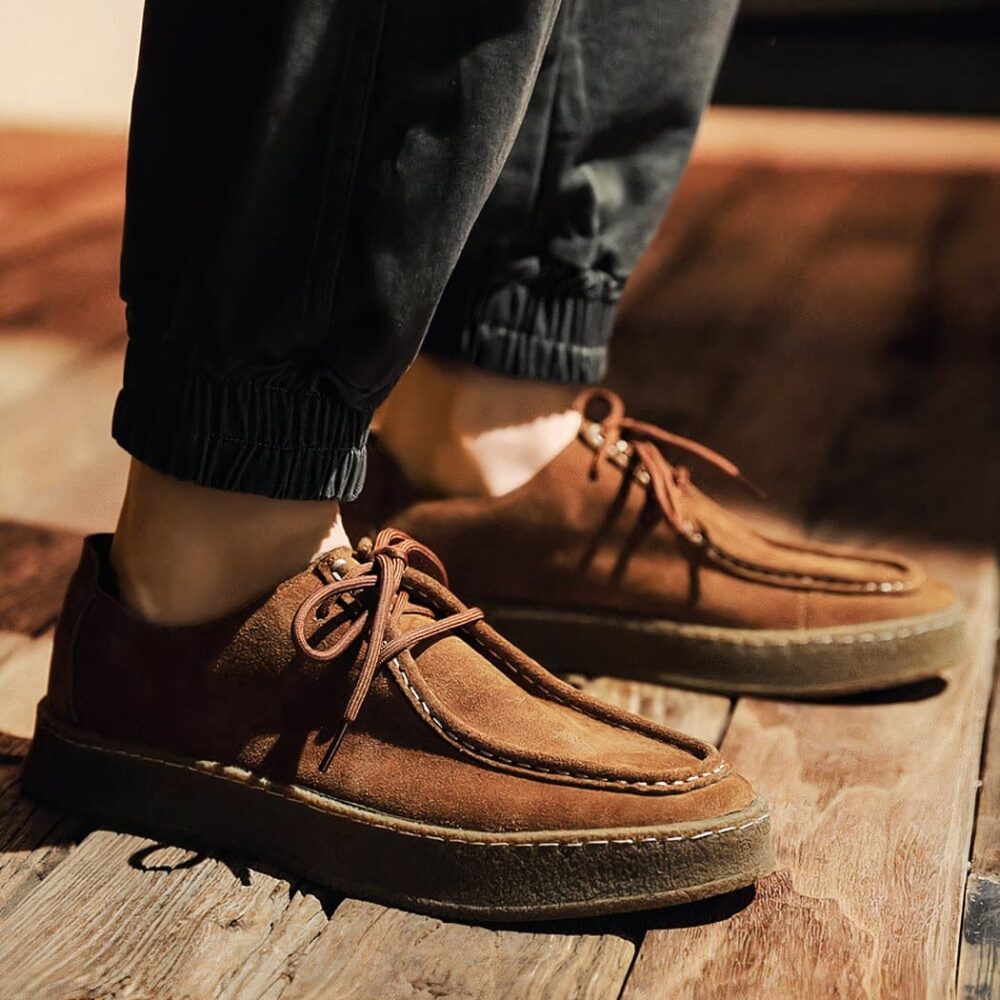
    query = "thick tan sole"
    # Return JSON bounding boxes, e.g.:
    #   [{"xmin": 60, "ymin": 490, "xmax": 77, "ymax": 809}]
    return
[
  {"xmin": 483, "ymin": 603, "xmax": 968, "ymax": 697},
  {"xmin": 22, "ymin": 703, "xmax": 773, "ymax": 922}
]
